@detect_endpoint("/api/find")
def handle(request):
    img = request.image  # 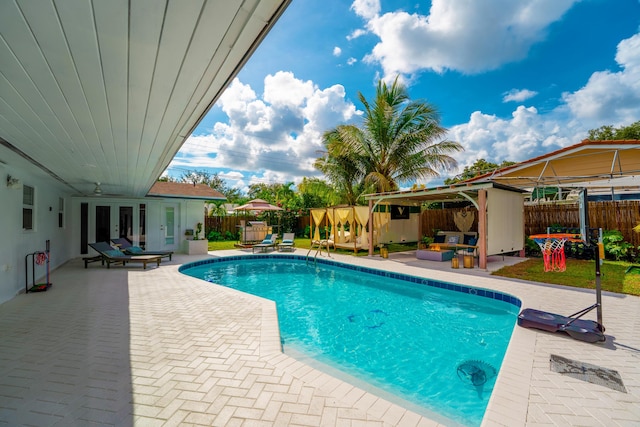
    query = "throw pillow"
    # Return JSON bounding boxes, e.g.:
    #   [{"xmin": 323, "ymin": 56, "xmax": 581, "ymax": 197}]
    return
[
  {"xmin": 466, "ymin": 237, "xmax": 478, "ymax": 253},
  {"xmin": 463, "ymin": 233, "xmax": 476, "ymax": 245},
  {"xmin": 447, "ymin": 235, "xmax": 459, "ymax": 244},
  {"xmin": 434, "ymin": 234, "xmax": 445, "ymax": 243}
]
